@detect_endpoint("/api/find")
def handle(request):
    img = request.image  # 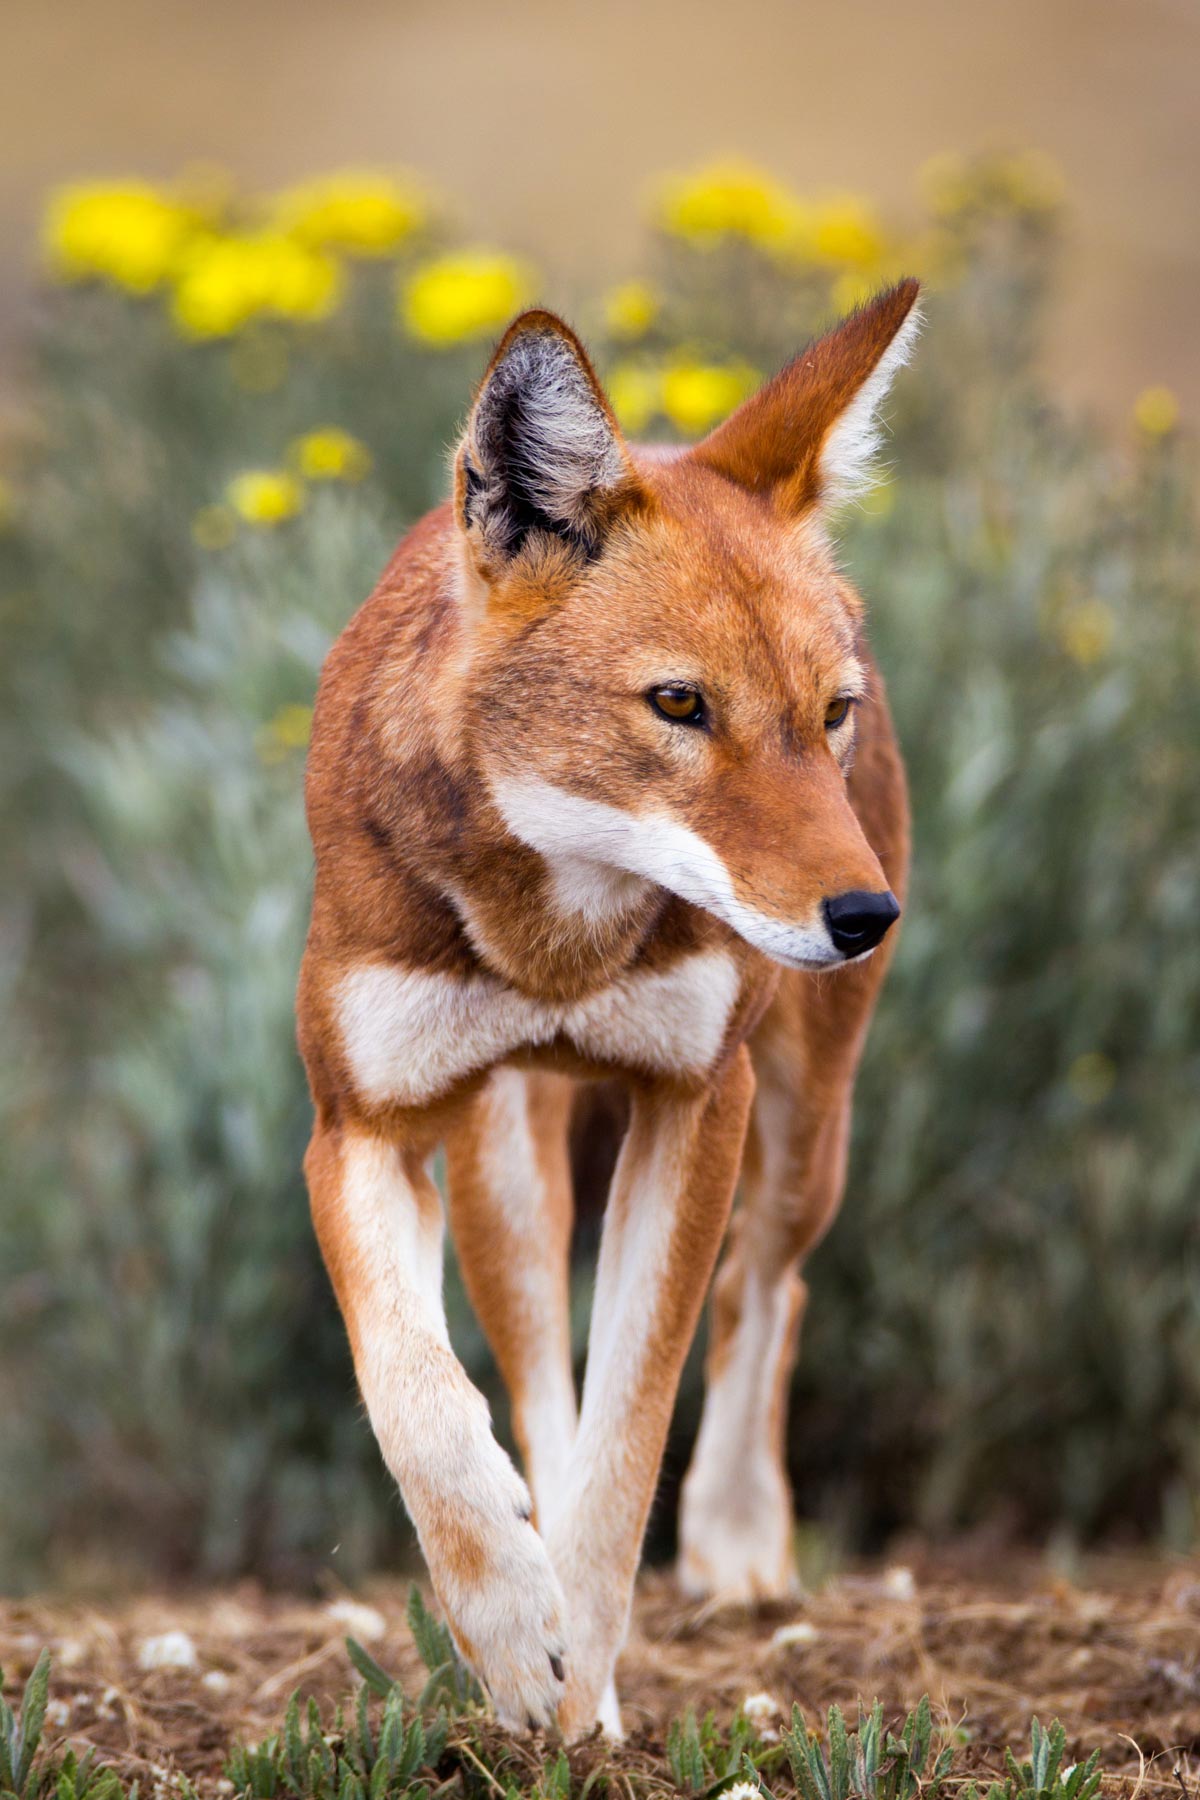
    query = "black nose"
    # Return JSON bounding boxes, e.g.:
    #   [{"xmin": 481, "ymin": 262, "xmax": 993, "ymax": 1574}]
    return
[{"xmin": 822, "ymin": 889, "xmax": 901, "ymax": 957}]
